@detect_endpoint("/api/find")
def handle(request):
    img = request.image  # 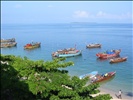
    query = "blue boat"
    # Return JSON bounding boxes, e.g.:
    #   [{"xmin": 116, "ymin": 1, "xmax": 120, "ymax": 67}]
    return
[{"xmin": 79, "ymin": 71, "xmax": 98, "ymax": 79}]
